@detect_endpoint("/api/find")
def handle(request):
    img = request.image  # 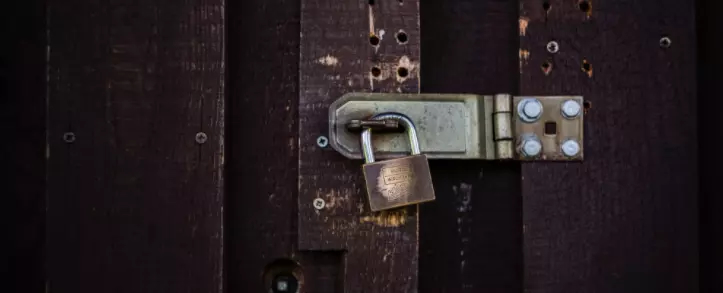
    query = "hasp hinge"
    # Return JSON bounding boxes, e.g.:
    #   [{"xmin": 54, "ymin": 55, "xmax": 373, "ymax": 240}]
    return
[{"xmin": 328, "ymin": 93, "xmax": 585, "ymax": 161}]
